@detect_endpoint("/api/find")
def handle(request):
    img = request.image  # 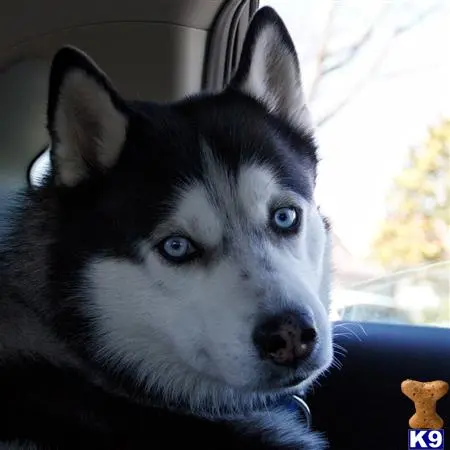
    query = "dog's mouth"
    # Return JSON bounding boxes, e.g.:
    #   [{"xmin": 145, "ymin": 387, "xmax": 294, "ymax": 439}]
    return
[
  {"xmin": 257, "ymin": 367, "xmax": 313, "ymax": 391},
  {"xmin": 258, "ymin": 345, "xmax": 331, "ymax": 392}
]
